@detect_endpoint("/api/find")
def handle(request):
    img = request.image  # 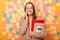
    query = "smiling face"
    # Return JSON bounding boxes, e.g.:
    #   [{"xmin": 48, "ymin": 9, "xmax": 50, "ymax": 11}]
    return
[
  {"xmin": 25, "ymin": 3, "xmax": 33, "ymax": 15},
  {"xmin": 24, "ymin": 2, "xmax": 37, "ymax": 19}
]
